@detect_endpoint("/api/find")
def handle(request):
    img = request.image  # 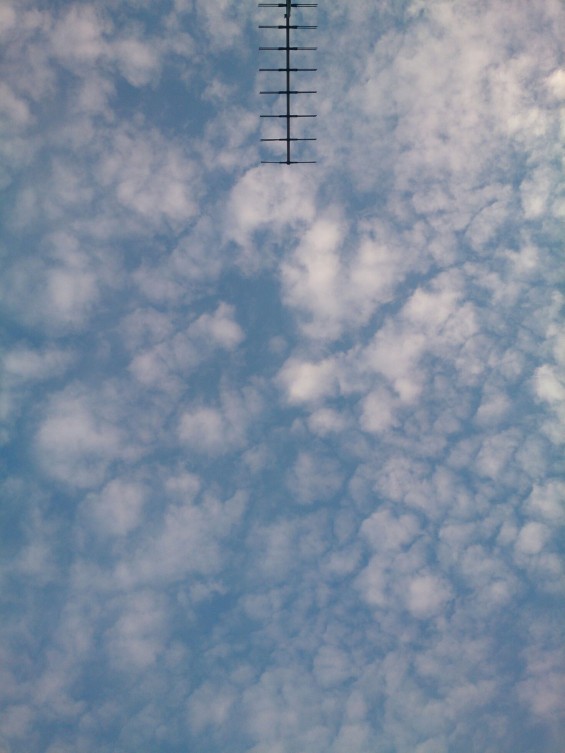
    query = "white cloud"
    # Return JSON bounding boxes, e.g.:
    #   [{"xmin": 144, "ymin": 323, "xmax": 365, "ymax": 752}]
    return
[
  {"xmin": 355, "ymin": 556, "xmax": 388, "ymax": 609},
  {"xmin": 47, "ymin": 267, "xmax": 98, "ymax": 321},
  {"xmin": 0, "ymin": 704, "xmax": 33, "ymax": 740},
  {"xmin": 361, "ymin": 509, "xmax": 420, "ymax": 552},
  {"xmin": 455, "ymin": 544, "xmax": 519, "ymax": 612},
  {"xmin": 534, "ymin": 363, "xmax": 565, "ymax": 404},
  {"xmin": 187, "ymin": 682, "xmax": 235, "ymax": 733},
  {"xmin": 193, "ymin": 0, "xmax": 245, "ymax": 50},
  {"xmin": 519, "ymin": 643, "xmax": 565, "ymax": 721},
  {"xmin": 241, "ymin": 667, "xmax": 333, "ymax": 751},
  {"xmin": 105, "ymin": 590, "xmax": 168, "ymax": 670},
  {"xmin": 0, "ymin": 3, "xmax": 17, "ymax": 35},
  {"xmin": 526, "ymin": 481, "xmax": 565, "ymax": 524},
  {"xmin": 474, "ymin": 388, "xmax": 510, "ymax": 426},
  {"xmin": 281, "ymin": 216, "xmax": 414, "ymax": 340},
  {"xmin": 121, "ymin": 307, "xmax": 173, "ymax": 352},
  {"xmin": 245, "ymin": 512, "xmax": 327, "ymax": 585},
  {"xmin": 515, "ymin": 522, "xmax": 551, "ymax": 556},
  {"xmin": 49, "ymin": 5, "xmax": 162, "ymax": 88},
  {"xmin": 332, "ymin": 721, "xmax": 372, "ymax": 753},
  {"xmin": 96, "ymin": 128, "xmax": 199, "ymax": 226},
  {"xmin": 307, "ymin": 407, "xmax": 348, "ymax": 436},
  {"xmin": 475, "ymin": 429, "xmax": 520, "ymax": 480},
  {"xmin": 278, "ymin": 356, "xmax": 338, "ymax": 404},
  {"xmin": 113, "ymin": 490, "xmax": 247, "ymax": 588},
  {"xmin": 0, "ymin": 82, "xmax": 31, "ymax": 126},
  {"xmin": 188, "ymin": 303, "xmax": 244, "ymax": 349},
  {"xmin": 179, "ymin": 406, "xmax": 224, "ymax": 450},
  {"xmin": 313, "ymin": 645, "xmax": 354, "ymax": 689},
  {"xmin": 520, "ymin": 165, "xmax": 559, "ymax": 220},
  {"xmin": 0, "ymin": 249, "xmax": 101, "ymax": 333},
  {"xmin": 226, "ymin": 166, "xmax": 317, "ymax": 265},
  {"xmin": 363, "ymin": 320, "xmax": 426, "ymax": 404},
  {"xmin": 178, "ymin": 382, "xmax": 261, "ymax": 454},
  {"xmin": 3, "ymin": 346, "xmax": 72, "ymax": 382},
  {"xmin": 406, "ymin": 573, "xmax": 452, "ymax": 619},
  {"xmin": 323, "ymin": 544, "xmax": 362, "ymax": 578},
  {"xmin": 128, "ymin": 303, "xmax": 244, "ymax": 390},
  {"xmin": 280, "ymin": 214, "xmax": 346, "ymax": 339},
  {"xmin": 114, "ymin": 38, "xmax": 160, "ymax": 87},
  {"xmin": 35, "ymin": 385, "xmax": 125, "ymax": 488},
  {"xmin": 359, "ymin": 386, "xmax": 398, "ymax": 433},
  {"xmin": 286, "ymin": 451, "xmax": 344, "ymax": 505},
  {"xmin": 51, "ymin": 5, "xmax": 109, "ymax": 65},
  {"xmin": 546, "ymin": 67, "xmax": 565, "ymax": 99},
  {"xmin": 75, "ymin": 73, "xmax": 115, "ymax": 115},
  {"xmin": 84, "ymin": 477, "xmax": 146, "ymax": 537}
]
